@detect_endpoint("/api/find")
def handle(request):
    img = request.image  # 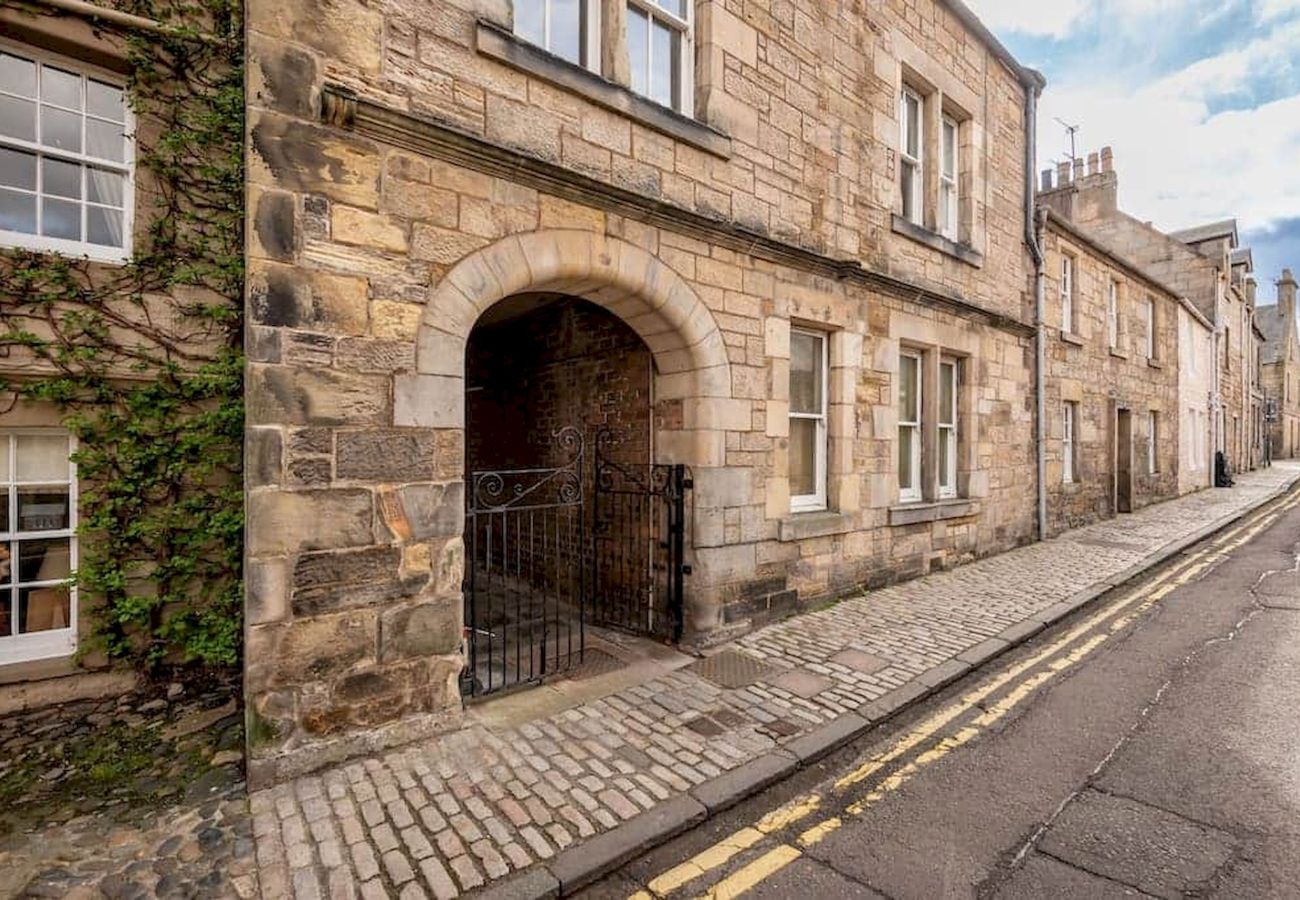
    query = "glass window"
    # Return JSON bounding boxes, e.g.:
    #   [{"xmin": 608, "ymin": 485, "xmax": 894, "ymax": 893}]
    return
[
  {"xmin": 1145, "ymin": 297, "xmax": 1157, "ymax": 360},
  {"xmin": 0, "ymin": 430, "xmax": 77, "ymax": 665},
  {"xmin": 1108, "ymin": 280, "xmax": 1120, "ymax": 349},
  {"xmin": 899, "ymin": 351, "xmax": 922, "ymax": 502},
  {"xmin": 938, "ymin": 359, "xmax": 958, "ymax": 498},
  {"xmin": 1148, "ymin": 411, "xmax": 1158, "ymax": 474},
  {"xmin": 899, "ymin": 88, "xmax": 922, "ymax": 225},
  {"xmin": 939, "ymin": 116, "xmax": 958, "ymax": 240},
  {"xmin": 790, "ymin": 330, "xmax": 827, "ymax": 512},
  {"xmin": 1063, "ymin": 402, "xmax": 1077, "ymax": 484},
  {"xmin": 0, "ymin": 44, "xmax": 131, "ymax": 261},
  {"xmin": 627, "ymin": 0, "xmax": 692, "ymax": 114},
  {"xmin": 515, "ymin": 0, "xmax": 596, "ymax": 69},
  {"xmin": 1061, "ymin": 255, "xmax": 1074, "ymax": 333}
]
